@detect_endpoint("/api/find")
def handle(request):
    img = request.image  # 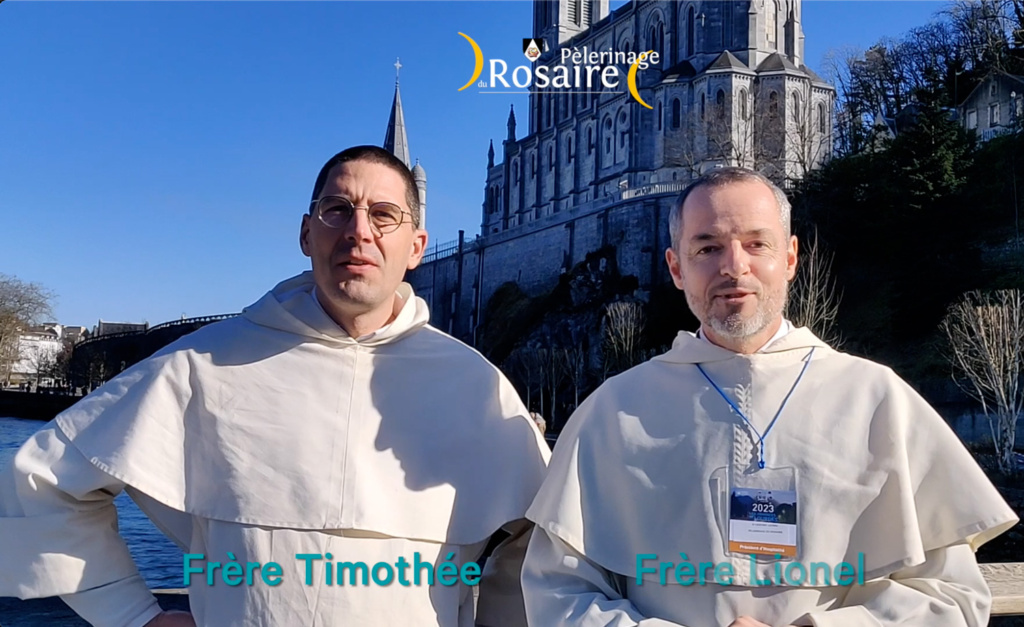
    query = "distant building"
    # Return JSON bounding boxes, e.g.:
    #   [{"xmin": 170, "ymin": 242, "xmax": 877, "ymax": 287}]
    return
[
  {"xmin": 92, "ymin": 320, "xmax": 149, "ymax": 337},
  {"xmin": 62, "ymin": 325, "xmax": 88, "ymax": 344},
  {"xmin": 9, "ymin": 323, "xmax": 65, "ymax": 388},
  {"xmin": 960, "ymin": 72, "xmax": 1024, "ymax": 142},
  {"xmin": 407, "ymin": 0, "xmax": 834, "ymax": 341}
]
